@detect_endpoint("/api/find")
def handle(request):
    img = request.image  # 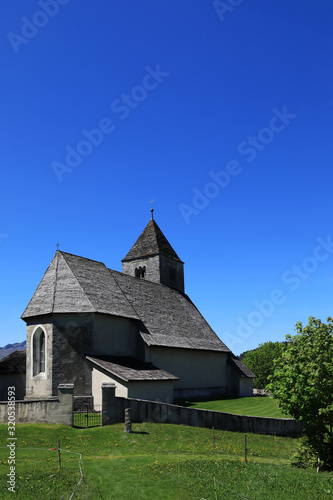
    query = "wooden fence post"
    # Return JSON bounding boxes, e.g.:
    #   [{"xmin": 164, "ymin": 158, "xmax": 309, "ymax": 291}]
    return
[
  {"xmin": 58, "ymin": 438, "xmax": 61, "ymax": 469},
  {"xmin": 125, "ymin": 408, "xmax": 132, "ymax": 433}
]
